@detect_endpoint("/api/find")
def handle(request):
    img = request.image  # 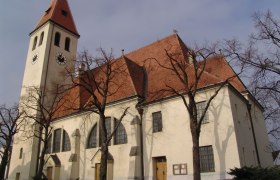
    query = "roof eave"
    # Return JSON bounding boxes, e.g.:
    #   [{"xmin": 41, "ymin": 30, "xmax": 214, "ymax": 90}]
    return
[{"xmin": 30, "ymin": 20, "xmax": 80, "ymax": 38}]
